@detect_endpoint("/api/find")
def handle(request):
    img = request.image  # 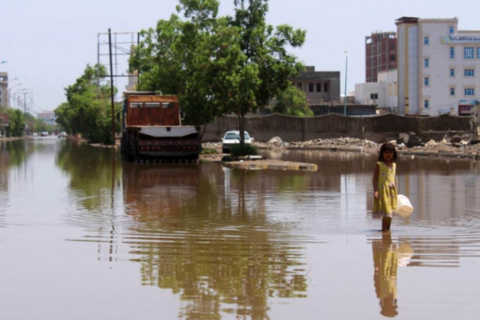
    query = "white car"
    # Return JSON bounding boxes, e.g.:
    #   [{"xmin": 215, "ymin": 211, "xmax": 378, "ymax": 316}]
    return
[{"xmin": 222, "ymin": 130, "xmax": 254, "ymax": 153}]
